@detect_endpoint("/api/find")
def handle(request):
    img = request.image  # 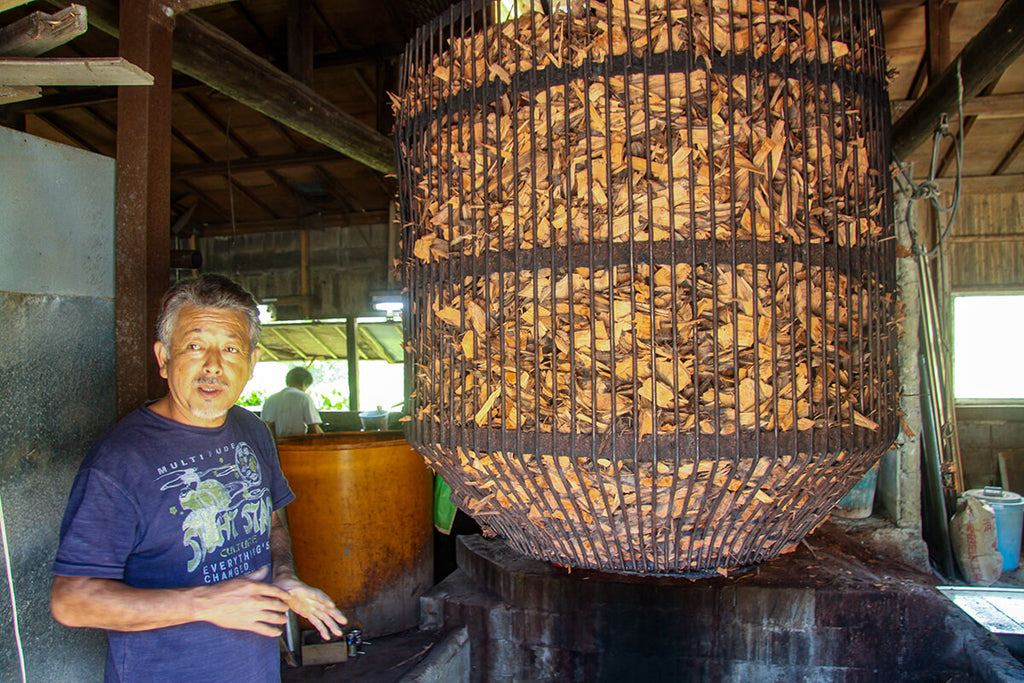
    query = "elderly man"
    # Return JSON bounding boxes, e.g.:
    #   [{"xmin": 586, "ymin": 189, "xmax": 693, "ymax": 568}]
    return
[{"xmin": 51, "ymin": 274, "xmax": 345, "ymax": 682}]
